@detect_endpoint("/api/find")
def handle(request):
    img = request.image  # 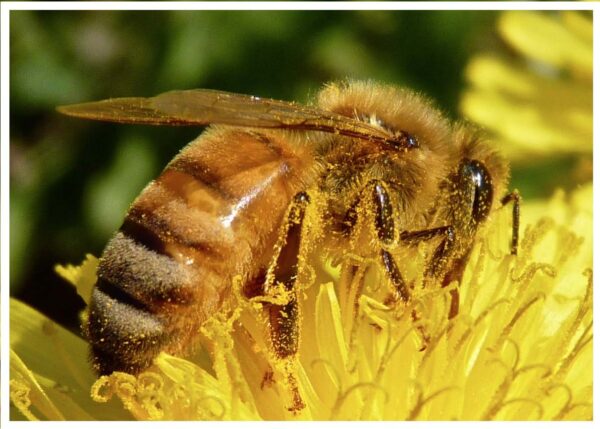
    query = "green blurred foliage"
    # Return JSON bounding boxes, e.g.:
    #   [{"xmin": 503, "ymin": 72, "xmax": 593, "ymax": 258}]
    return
[{"xmin": 10, "ymin": 10, "xmax": 501, "ymax": 329}]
